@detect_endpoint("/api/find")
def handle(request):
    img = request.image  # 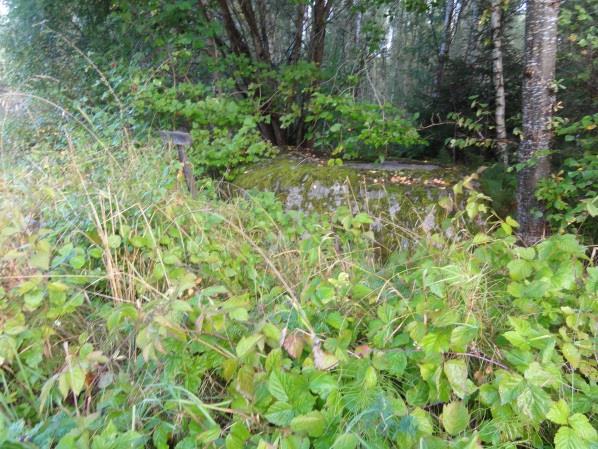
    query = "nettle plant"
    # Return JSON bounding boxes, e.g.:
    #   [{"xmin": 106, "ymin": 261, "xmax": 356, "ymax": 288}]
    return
[
  {"xmin": 300, "ymin": 93, "xmax": 423, "ymax": 162},
  {"xmin": 135, "ymin": 80, "xmax": 276, "ymax": 178},
  {"xmin": 0, "ymin": 148, "xmax": 596, "ymax": 449},
  {"xmin": 536, "ymin": 114, "xmax": 598, "ymax": 241}
]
